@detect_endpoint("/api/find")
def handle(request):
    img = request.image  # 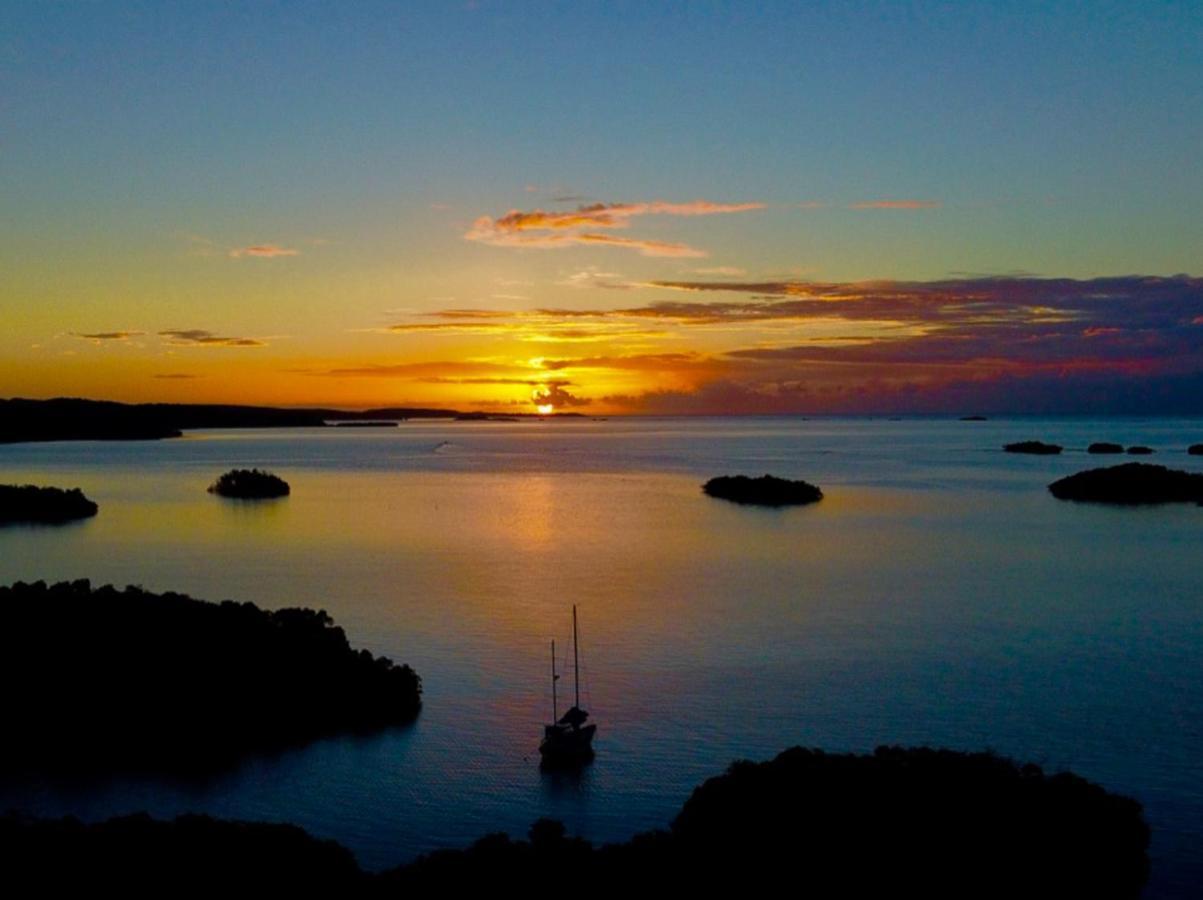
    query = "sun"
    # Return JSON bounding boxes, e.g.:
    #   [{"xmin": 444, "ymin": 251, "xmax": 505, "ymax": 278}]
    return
[{"xmin": 536, "ymin": 404, "xmax": 554, "ymax": 415}]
